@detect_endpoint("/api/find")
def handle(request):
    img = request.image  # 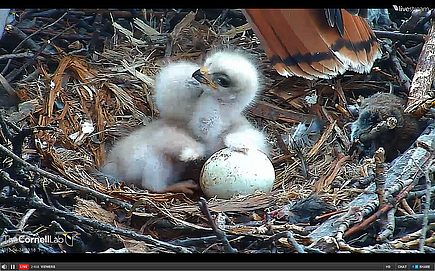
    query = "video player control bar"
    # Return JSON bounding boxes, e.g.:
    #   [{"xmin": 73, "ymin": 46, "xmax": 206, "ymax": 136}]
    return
[{"xmin": 0, "ymin": 262, "xmax": 434, "ymax": 270}]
